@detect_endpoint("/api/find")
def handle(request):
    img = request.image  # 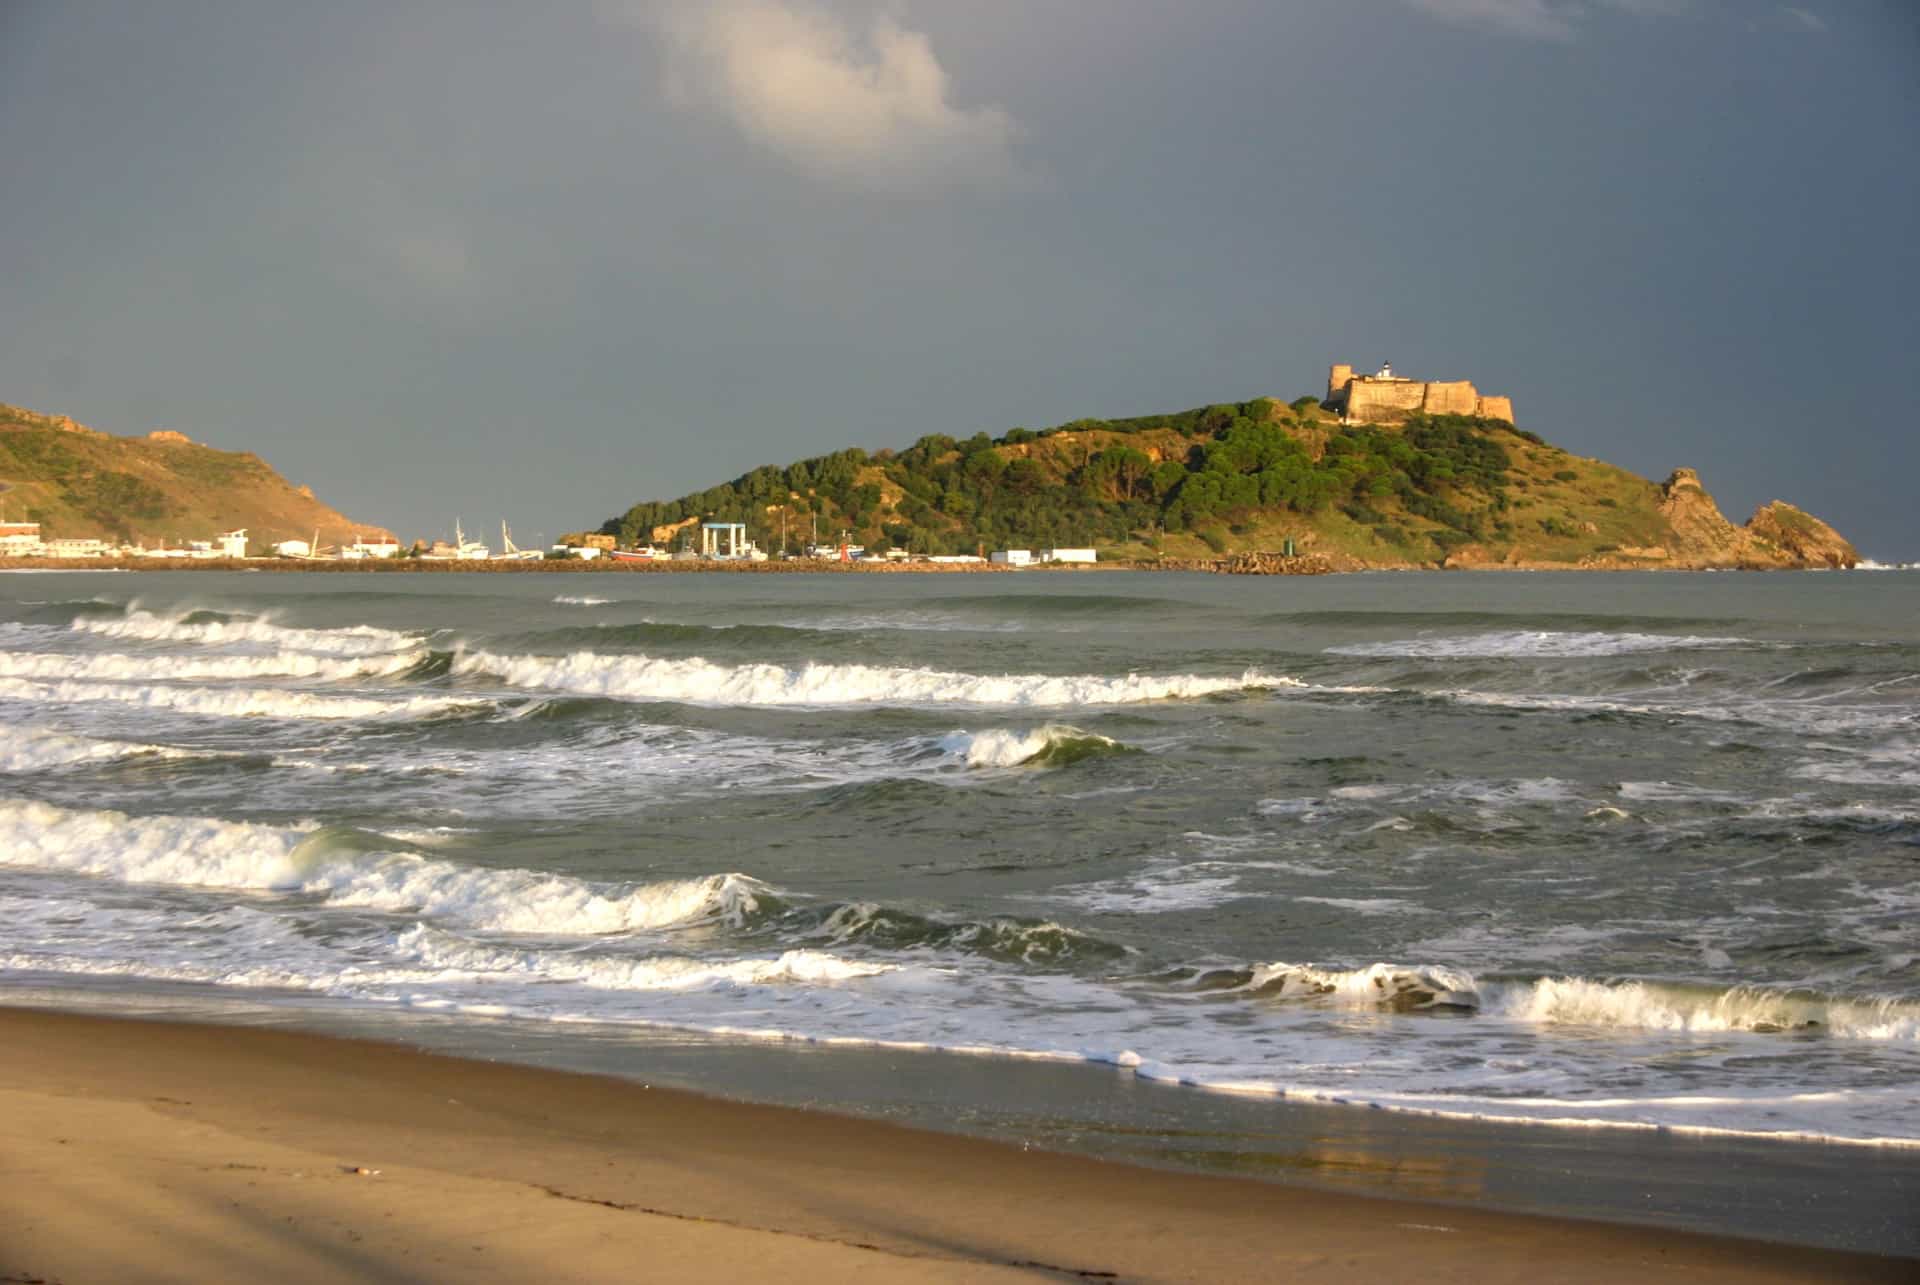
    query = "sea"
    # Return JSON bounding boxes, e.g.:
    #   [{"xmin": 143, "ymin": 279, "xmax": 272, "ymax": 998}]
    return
[{"xmin": 3, "ymin": 568, "xmax": 1917, "ymax": 1248}]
